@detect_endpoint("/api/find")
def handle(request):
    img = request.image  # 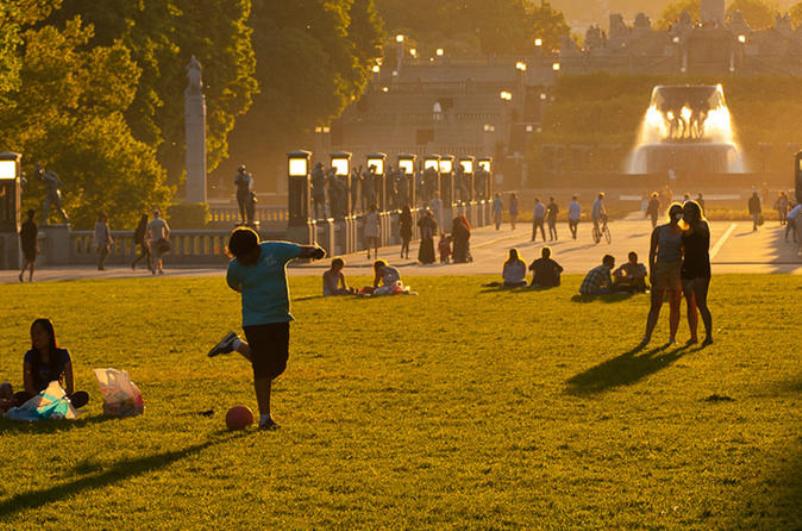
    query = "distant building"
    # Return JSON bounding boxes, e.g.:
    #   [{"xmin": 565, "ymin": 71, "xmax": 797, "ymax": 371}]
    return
[{"xmin": 561, "ymin": 5, "xmax": 802, "ymax": 76}]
